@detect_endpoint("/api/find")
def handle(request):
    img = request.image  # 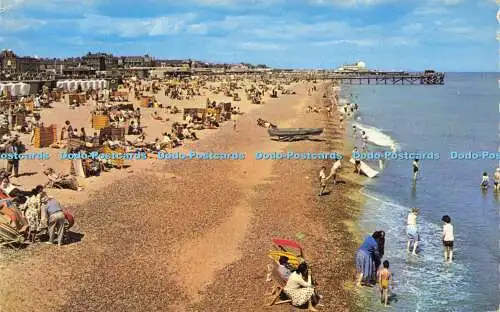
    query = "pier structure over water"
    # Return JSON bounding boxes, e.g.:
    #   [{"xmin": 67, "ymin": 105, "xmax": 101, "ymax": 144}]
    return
[{"xmin": 303, "ymin": 71, "xmax": 446, "ymax": 85}]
